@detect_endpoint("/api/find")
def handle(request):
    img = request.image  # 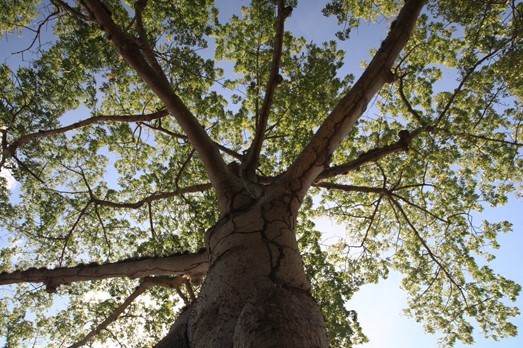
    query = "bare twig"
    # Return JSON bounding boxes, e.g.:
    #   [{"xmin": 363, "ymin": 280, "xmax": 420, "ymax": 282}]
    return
[{"xmin": 12, "ymin": 10, "xmax": 59, "ymax": 55}]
